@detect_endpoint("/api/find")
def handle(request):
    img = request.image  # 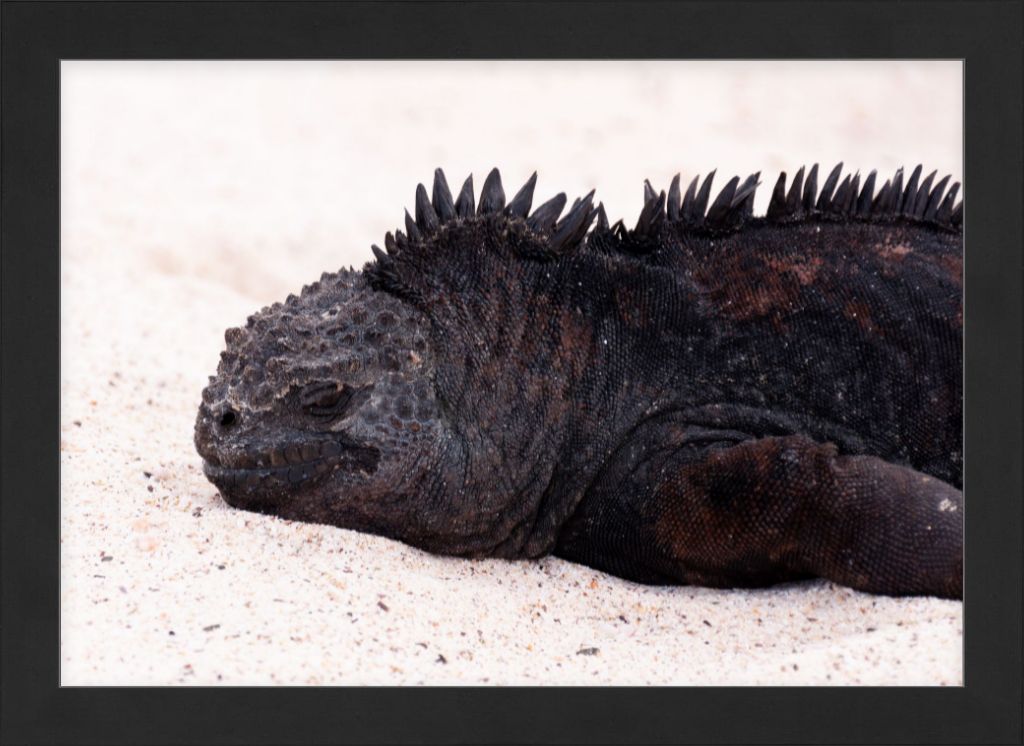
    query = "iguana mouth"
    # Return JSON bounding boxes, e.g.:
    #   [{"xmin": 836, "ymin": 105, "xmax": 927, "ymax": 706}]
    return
[{"xmin": 202, "ymin": 437, "xmax": 380, "ymax": 492}]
